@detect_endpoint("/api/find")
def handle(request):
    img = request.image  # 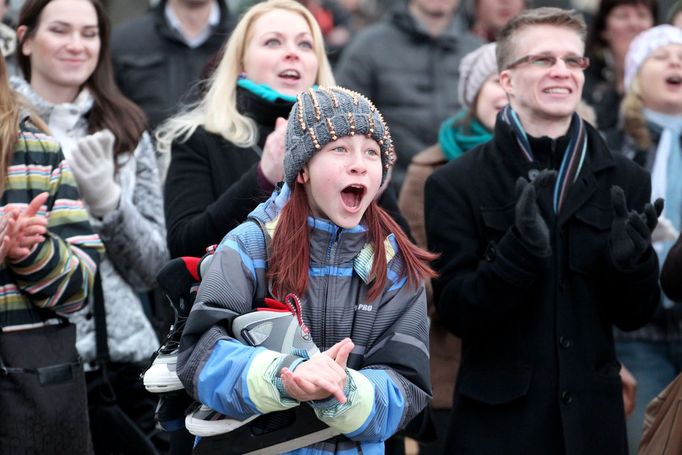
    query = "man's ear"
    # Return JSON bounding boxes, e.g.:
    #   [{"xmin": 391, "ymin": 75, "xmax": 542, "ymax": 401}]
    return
[
  {"xmin": 296, "ymin": 165, "xmax": 309, "ymax": 184},
  {"xmin": 16, "ymin": 26, "xmax": 31, "ymax": 56},
  {"xmin": 499, "ymin": 69, "xmax": 514, "ymax": 95}
]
